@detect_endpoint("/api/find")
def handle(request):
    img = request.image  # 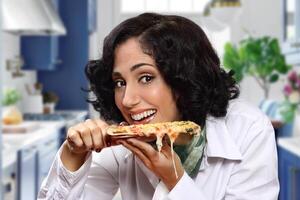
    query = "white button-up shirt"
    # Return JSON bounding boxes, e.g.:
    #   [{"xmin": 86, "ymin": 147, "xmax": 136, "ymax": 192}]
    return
[{"xmin": 38, "ymin": 99, "xmax": 279, "ymax": 200}]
